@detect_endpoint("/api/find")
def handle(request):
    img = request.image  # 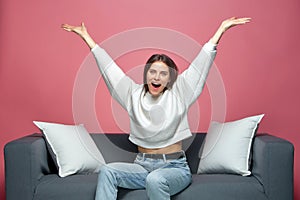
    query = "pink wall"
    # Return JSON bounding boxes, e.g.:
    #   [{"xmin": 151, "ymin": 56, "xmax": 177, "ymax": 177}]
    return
[{"xmin": 0, "ymin": 0, "xmax": 299, "ymax": 199}]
